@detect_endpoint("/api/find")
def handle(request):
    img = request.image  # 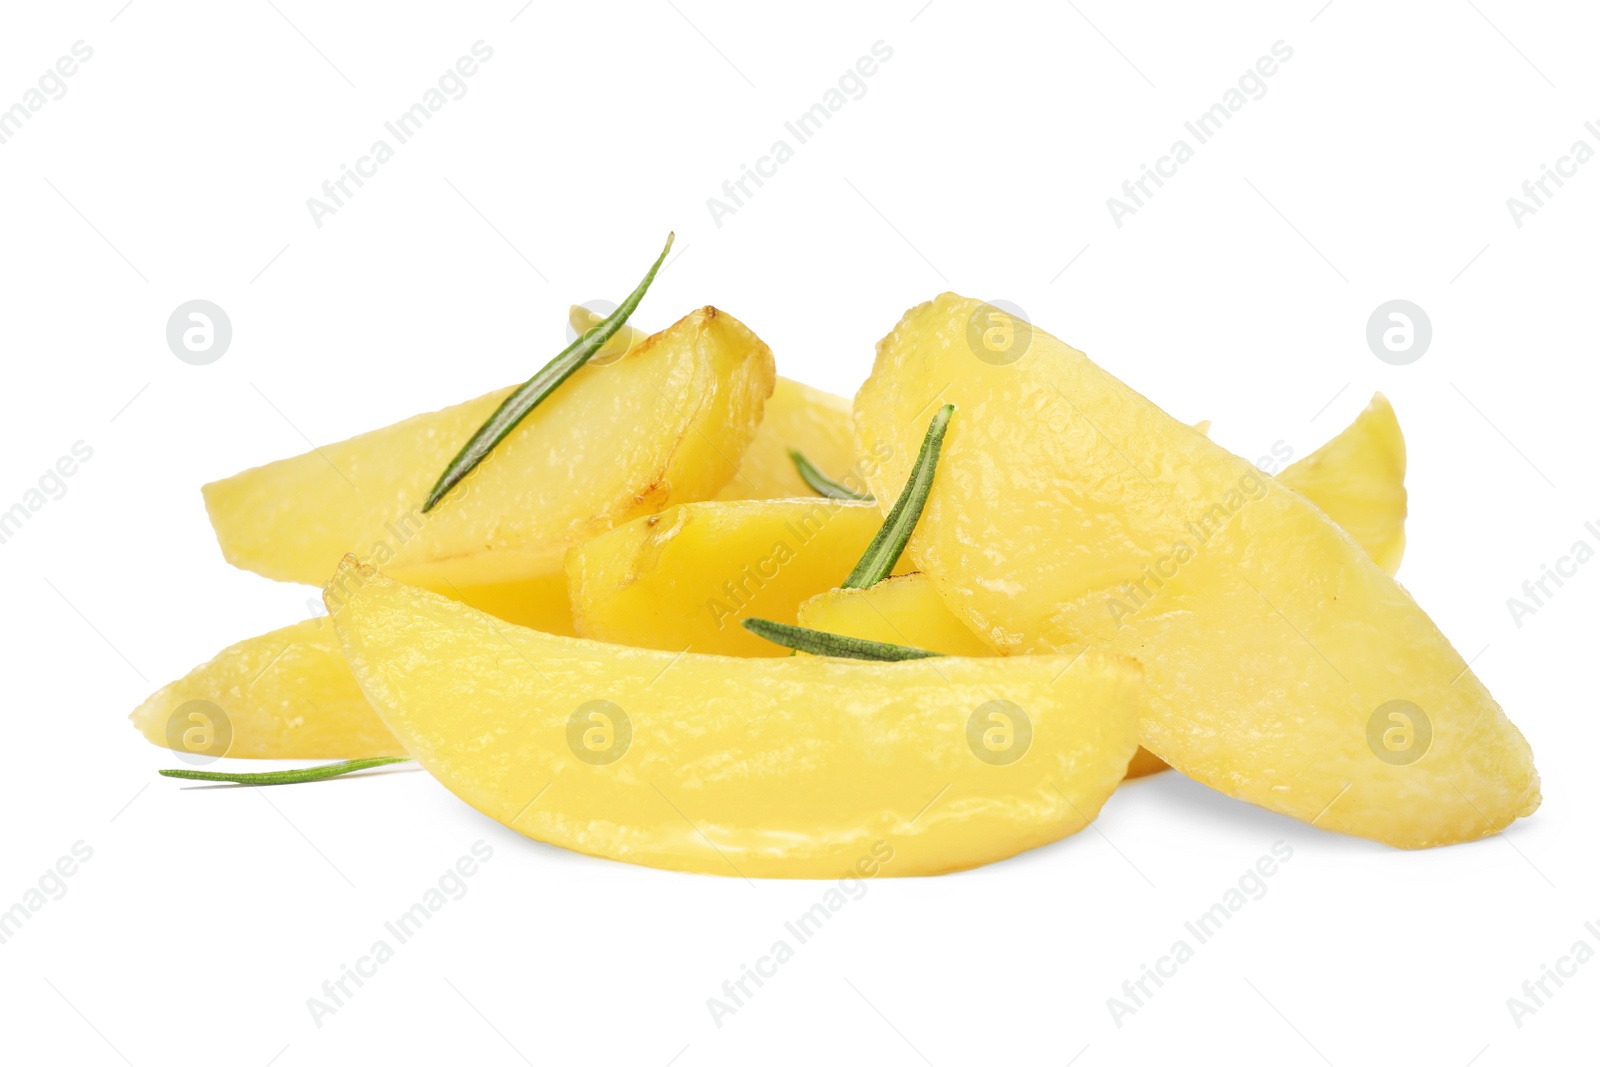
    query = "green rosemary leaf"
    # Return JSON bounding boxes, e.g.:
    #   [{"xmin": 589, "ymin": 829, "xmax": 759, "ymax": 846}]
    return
[
  {"xmin": 423, "ymin": 232, "xmax": 675, "ymax": 512},
  {"xmin": 159, "ymin": 756, "xmax": 411, "ymax": 786},
  {"xmin": 742, "ymin": 617, "xmax": 942, "ymax": 660},
  {"xmin": 842, "ymin": 403, "xmax": 954, "ymax": 589},
  {"xmin": 788, "ymin": 448, "xmax": 875, "ymax": 501}
]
